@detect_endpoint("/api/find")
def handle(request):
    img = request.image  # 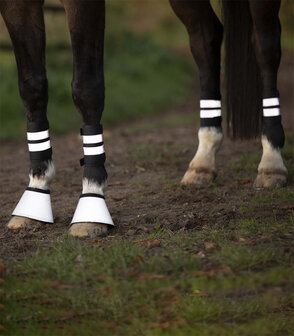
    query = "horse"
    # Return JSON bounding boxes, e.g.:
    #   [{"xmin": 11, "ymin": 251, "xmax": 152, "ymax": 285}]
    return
[{"xmin": 0, "ymin": 0, "xmax": 287, "ymax": 238}]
